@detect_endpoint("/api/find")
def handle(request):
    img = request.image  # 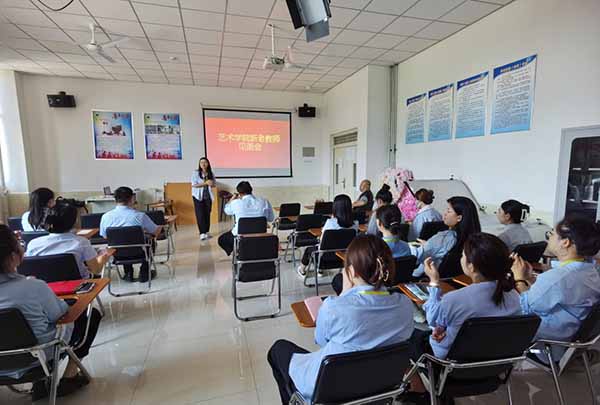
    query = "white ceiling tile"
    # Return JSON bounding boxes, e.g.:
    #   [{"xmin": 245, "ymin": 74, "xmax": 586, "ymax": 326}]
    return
[
  {"xmin": 194, "ymin": 78, "xmax": 218, "ymax": 86},
  {"xmin": 483, "ymin": 0, "xmax": 513, "ymax": 4},
  {"xmin": 129, "ymin": 59, "xmax": 161, "ymax": 68},
  {"xmin": 320, "ymin": 43, "xmax": 357, "ymax": 57},
  {"xmin": 347, "ymin": 12, "xmax": 397, "ymax": 32},
  {"xmin": 134, "ymin": 3, "xmax": 181, "ymax": 25},
  {"xmin": 225, "ymin": 15, "xmax": 266, "ymax": 35},
  {"xmin": 143, "ymin": 23, "xmax": 184, "ymax": 41},
  {"xmin": 290, "ymin": 40, "xmax": 327, "ymax": 55},
  {"xmin": 168, "ymin": 78, "xmax": 193, "ymax": 85},
  {"xmin": 332, "ymin": 29, "xmax": 375, "ymax": 46},
  {"xmin": 365, "ymin": 0, "xmax": 419, "ymax": 15},
  {"xmin": 329, "ymin": 7, "xmax": 360, "ymax": 28},
  {"xmin": 219, "ymin": 75, "xmax": 243, "ymax": 84},
  {"xmin": 189, "ymin": 54, "xmax": 219, "ymax": 65},
  {"xmin": 339, "ymin": 57, "xmax": 370, "ymax": 68},
  {"xmin": 383, "ymin": 16, "xmax": 430, "ymax": 36},
  {"xmin": 249, "ymin": 59, "xmax": 265, "ymax": 69},
  {"xmin": 150, "ymin": 39, "xmax": 187, "ymax": 52},
  {"xmin": 71, "ymin": 63, "xmax": 106, "ymax": 73},
  {"xmin": 65, "ymin": 29, "xmax": 110, "ymax": 44},
  {"xmin": 97, "ymin": 18, "xmax": 145, "ymax": 38},
  {"xmin": 181, "ymin": 9, "xmax": 224, "ymax": 31},
  {"xmin": 395, "ymin": 37, "xmax": 436, "ymax": 52},
  {"xmin": 378, "ymin": 49, "xmax": 415, "ymax": 63},
  {"xmin": 269, "ymin": 72, "xmax": 298, "ymax": 81},
  {"xmin": 257, "ymin": 35, "xmax": 294, "ymax": 52},
  {"xmin": 42, "ymin": 12, "xmax": 91, "ymax": 31},
  {"xmin": 132, "ymin": 0, "xmax": 178, "ymax": 6},
  {"xmin": 187, "ymin": 42, "xmax": 220, "ymax": 56},
  {"xmin": 10, "ymin": 61, "xmax": 44, "ymax": 69},
  {"xmin": 287, "ymin": 51, "xmax": 315, "ymax": 64},
  {"xmin": 372, "ymin": 59, "xmax": 395, "ymax": 66},
  {"xmin": 349, "ymin": 46, "xmax": 386, "ymax": 59},
  {"xmin": 270, "ymin": 0, "xmax": 292, "ymax": 21},
  {"xmin": 180, "ymin": 0, "xmax": 226, "ymax": 12},
  {"xmin": 18, "ymin": 50, "xmax": 60, "ymax": 62},
  {"xmin": 219, "ymin": 66, "xmax": 247, "ymax": 76},
  {"xmin": 416, "ymin": 21, "xmax": 465, "ymax": 40},
  {"xmin": 404, "ymin": 0, "xmax": 464, "ymax": 20},
  {"xmin": 142, "ymin": 77, "xmax": 168, "ymax": 83},
  {"xmin": 221, "ymin": 46, "xmax": 255, "ymax": 59},
  {"xmin": 84, "ymin": 72, "xmax": 114, "ymax": 79},
  {"xmin": 37, "ymin": 61, "xmax": 72, "ymax": 70},
  {"xmin": 185, "ymin": 28, "xmax": 222, "ymax": 44},
  {"xmin": 117, "ymin": 37, "xmax": 153, "ymax": 51},
  {"xmin": 192, "ymin": 72, "xmax": 218, "ymax": 80},
  {"xmin": 135, "ymin": 68, "xmax": 165, "ymax": 76},
  {"xmin": 105, "ymin": 65, "xmax": 137, "ymax": 74},
  {"xmin": 363, "ymin": 33, "xmax": 407, "ymax": 49},
  {"xmin": 0, "ymin": 23, "xmax": 29, "ymax": 38},
  {"xmin": 2, "ymin": 38, "xmax": 45, "ymax": 51},
  {"xmin": 227, "ymin": 0, "xmax": 274, "ymax": 18},
  {"xmin": 192, "ymin": 65, "xmax": 219, "ymax": 74},
  {"xmin": 223, "ymin": 32, "xmax": 260, "ymax": 48},
  {"xmin": 165, "ymin": 70, "xmax": 192, "ymax": 78},
  {"xmin": 329, "ymin": 0, "xmax": 370, "ymax": 9},
  {"xmin": 220, "ymin": 57, "xmax": 251, "ymax": 68},
  {"xmin": 327, "ymin": 66, "xmax": 359, "ymax": 76},
  {"xmin": 1, "ymin": 8, "xmax": 55, "ymax": 27},
  {"xmin": 295, "ymin": 72, "xmax": 322, "ymax": 81},
  {"xmin": 0, "ymin": 0, "xmax": 36, "ymax": 8},
  {"xmin": 245, "ymin": 69, "xmax": 273, "ymax": 78},
  {"xmin": 80, "ymin": 0, "xmax": 137, "ymax": 21},
  {"xmin": 440, "ymin": 1, "xmax": 501, "ymax": 24},
  {"xmin": 39, "ymin": 40, "xmax": 86, "ymax": 54},
  {"xmin": 56, "ymin": 53, "xmax": 97, "ymax": 64},
  {"xmin": 311, "ymin": 55, "xmax": 344, "ymax": 66},
  {"xmin": 156, "ymin": 52, "xmax": 188, "ymax": 64},
  {"xmin": 21, "ymin": 26, "xmax": 71, "ymax": 42},
  {"xmin": 120, "ymin": 48, "xmax": 157, "ymax": 61}
]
